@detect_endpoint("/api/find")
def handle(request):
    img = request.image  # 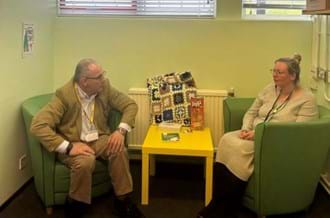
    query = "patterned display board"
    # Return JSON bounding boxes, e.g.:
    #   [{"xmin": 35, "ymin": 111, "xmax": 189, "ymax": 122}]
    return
[{"xmin": 147, "ymin": 72, "xmax": 197, "ymax": 126}]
